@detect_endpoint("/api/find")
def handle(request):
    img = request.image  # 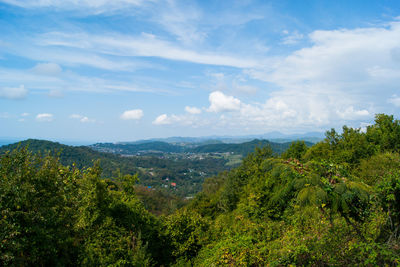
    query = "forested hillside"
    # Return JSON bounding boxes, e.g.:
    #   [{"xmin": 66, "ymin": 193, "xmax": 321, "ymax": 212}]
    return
[
  {"xmin": 89, "ymin": 138, "xmax": 296, "ymax": 156},
  {"xmin": 90, "ymin": 141, "xmax": 185, "ymax": 154},
  {"xmin": 0, "ymin": 139, "xmax": 230, "ymax": 197},
  {"xmin": 1, "ymin": 114, "xmax": 400, "ymax": 265},
  {"xmin": 187, "ymin": 139, "xmax": 309, "ymax": 155}
]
